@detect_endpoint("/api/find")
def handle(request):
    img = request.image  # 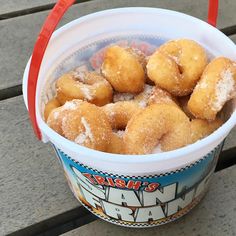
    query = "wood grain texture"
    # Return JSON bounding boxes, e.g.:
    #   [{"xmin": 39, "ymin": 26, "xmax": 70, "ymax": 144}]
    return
[
  {"xmin": 0, "ymin": 96, "xmax": 79, "ymax": 235},
  {"xmin": 0, "ymin": 0, "xmax": 236, "ymax": 91},
  {"xmin": 0, "ymin": 0, "xmax": 56, "ymax": 15}
]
